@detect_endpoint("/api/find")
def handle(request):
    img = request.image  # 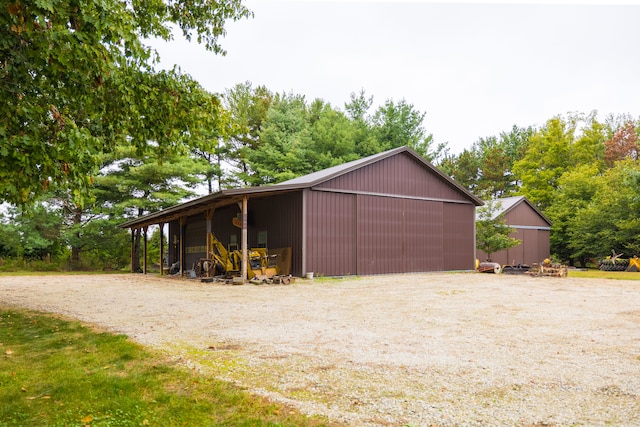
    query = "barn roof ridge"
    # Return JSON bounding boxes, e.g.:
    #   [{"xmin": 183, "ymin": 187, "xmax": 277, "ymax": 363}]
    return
[
  {"xmin": 273, "ymin": 146, "xmax": 406, "ymax": 186},
  {"xmin": 120, "ymin": 146, "xmax": 482, "ymax": 229}
]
